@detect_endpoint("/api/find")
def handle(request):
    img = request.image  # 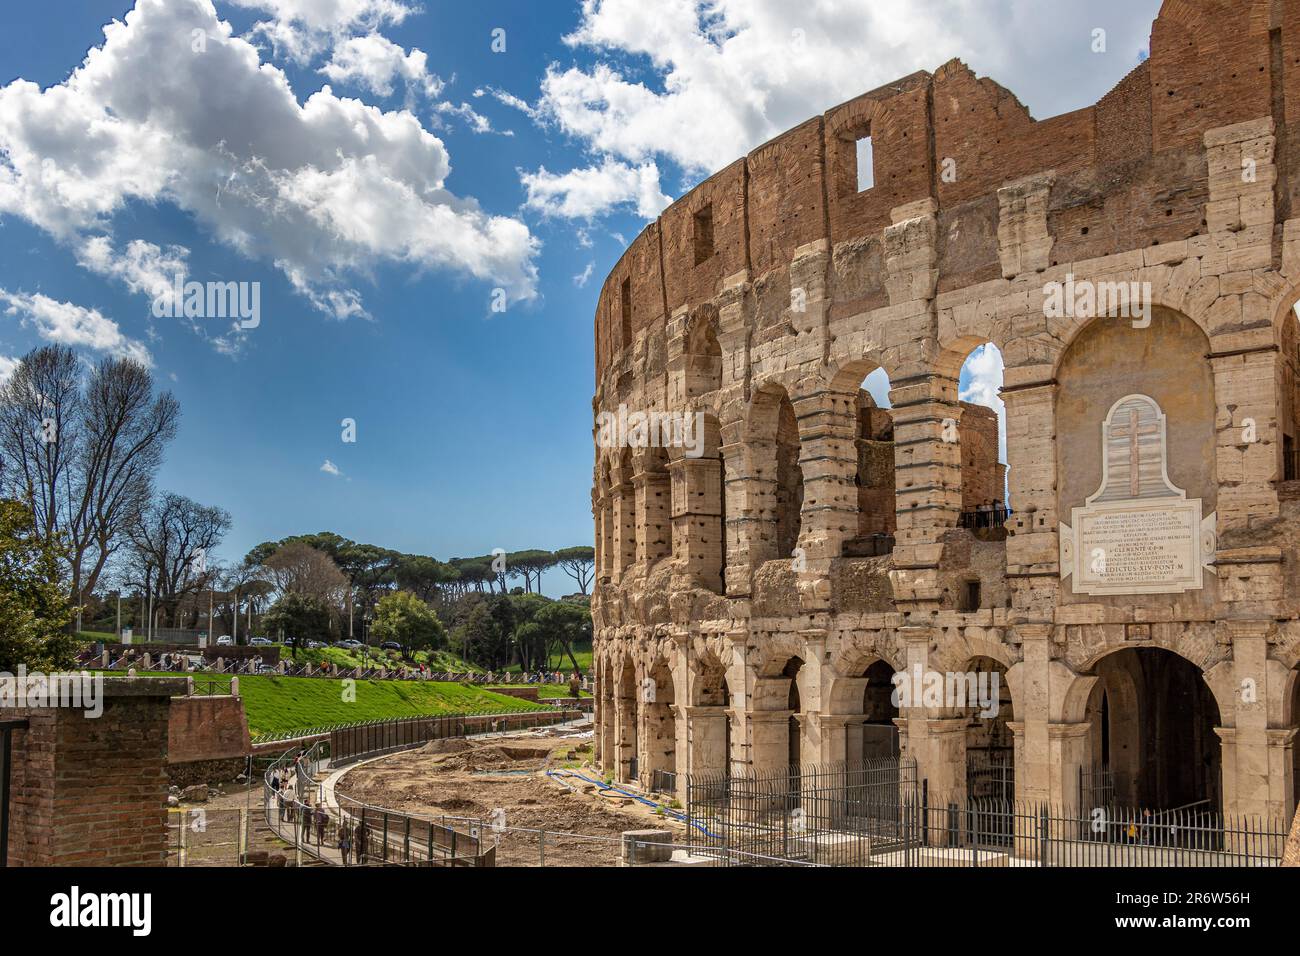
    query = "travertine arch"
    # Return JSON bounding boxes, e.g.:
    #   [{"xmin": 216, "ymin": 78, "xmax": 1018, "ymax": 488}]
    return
[
  {"xmin": 828, "ymin": 634, "xmax": 905, "ymax": 678},
  {"xmin": 1075, "ymin": 641, "xmax": 1236, "ymax": 730},
  {"xmin": 1046, "ymin": 279, "xmax": 1217, "ymax": 378},
  {"xmin": 690, "ymin": 649, "xmax": 731, "ymax": 707}
]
